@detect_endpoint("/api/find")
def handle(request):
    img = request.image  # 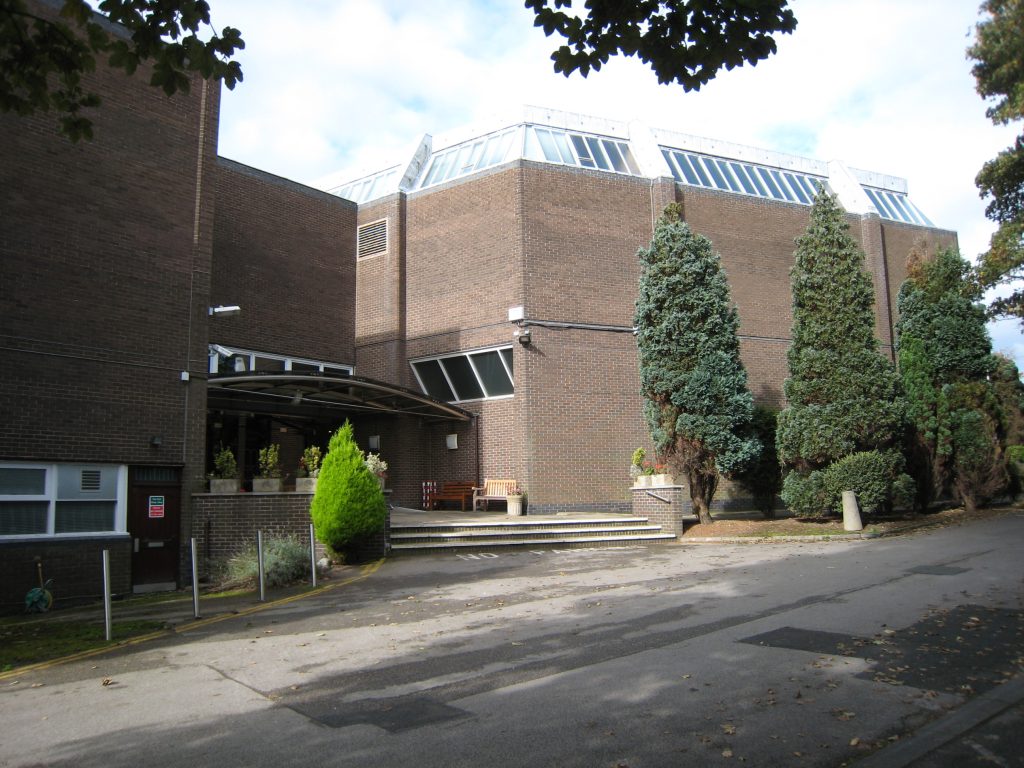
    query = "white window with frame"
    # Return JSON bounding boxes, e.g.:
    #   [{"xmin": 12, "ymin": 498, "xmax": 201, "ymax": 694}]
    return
[
  {"xmin": 208, "ymin": 346, "xmax": 354, "ymax": 377},
  {"xmin": 410, "ymin": 346, "xmax": 514, "ymax": 403},
  {"xmin": 0, "ymin": 463, "xmax": 127, "ymax": 538}
]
